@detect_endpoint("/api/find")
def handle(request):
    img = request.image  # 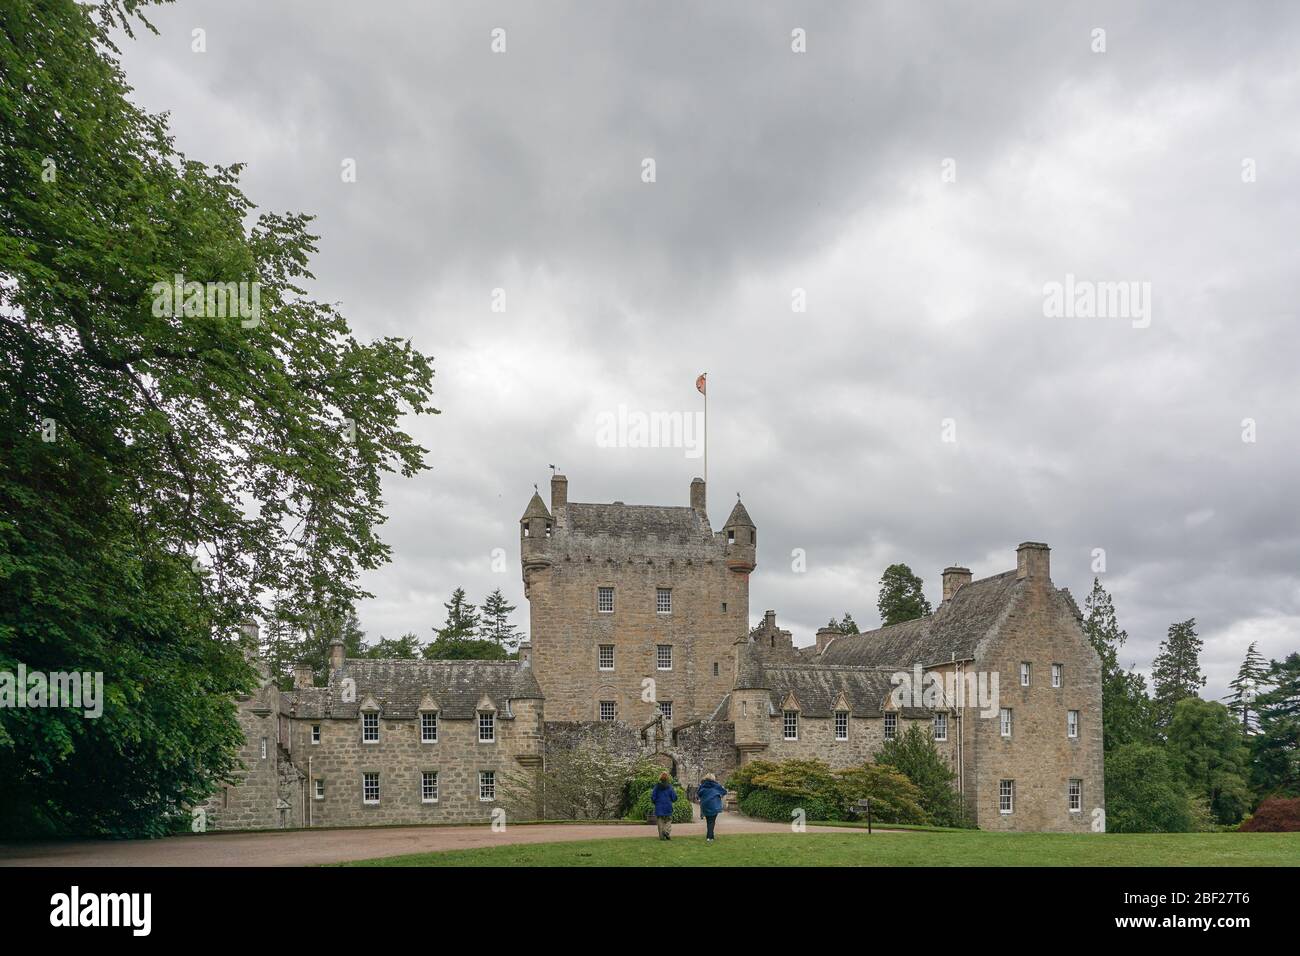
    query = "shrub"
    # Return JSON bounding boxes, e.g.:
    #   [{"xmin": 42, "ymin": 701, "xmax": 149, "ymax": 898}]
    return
[
  {"xmin": 728, "ymin": 757, "xmax": 929, "ymax": 824},
  {"xmin": 740, "ymin": 788, "xmax": 843, "ymax": 823},
  {"xmin": 836, "ymin": 763, "xmax": 928, "ymax": 825},
  {"xmin": 624, "ymin": 776, "xmax": 693, "ymax": 824},
  {"xmin": 725, "ymin": 760, "xmax": 780, "ymax": 800},
  {"xmin": 497, "ymin": 739, "xmax": 658, "ymax": 820},
  {"xmin": 877, "ymin": 724, "xmax": 966, "ymax": 827},
  {"xmin": 1239, "ymin": 797, "xmax": 1300, "ymax": 832},
  {"xmin": 1105, "ymin": 743, "xmax": 1194, "ymax": 832}
]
